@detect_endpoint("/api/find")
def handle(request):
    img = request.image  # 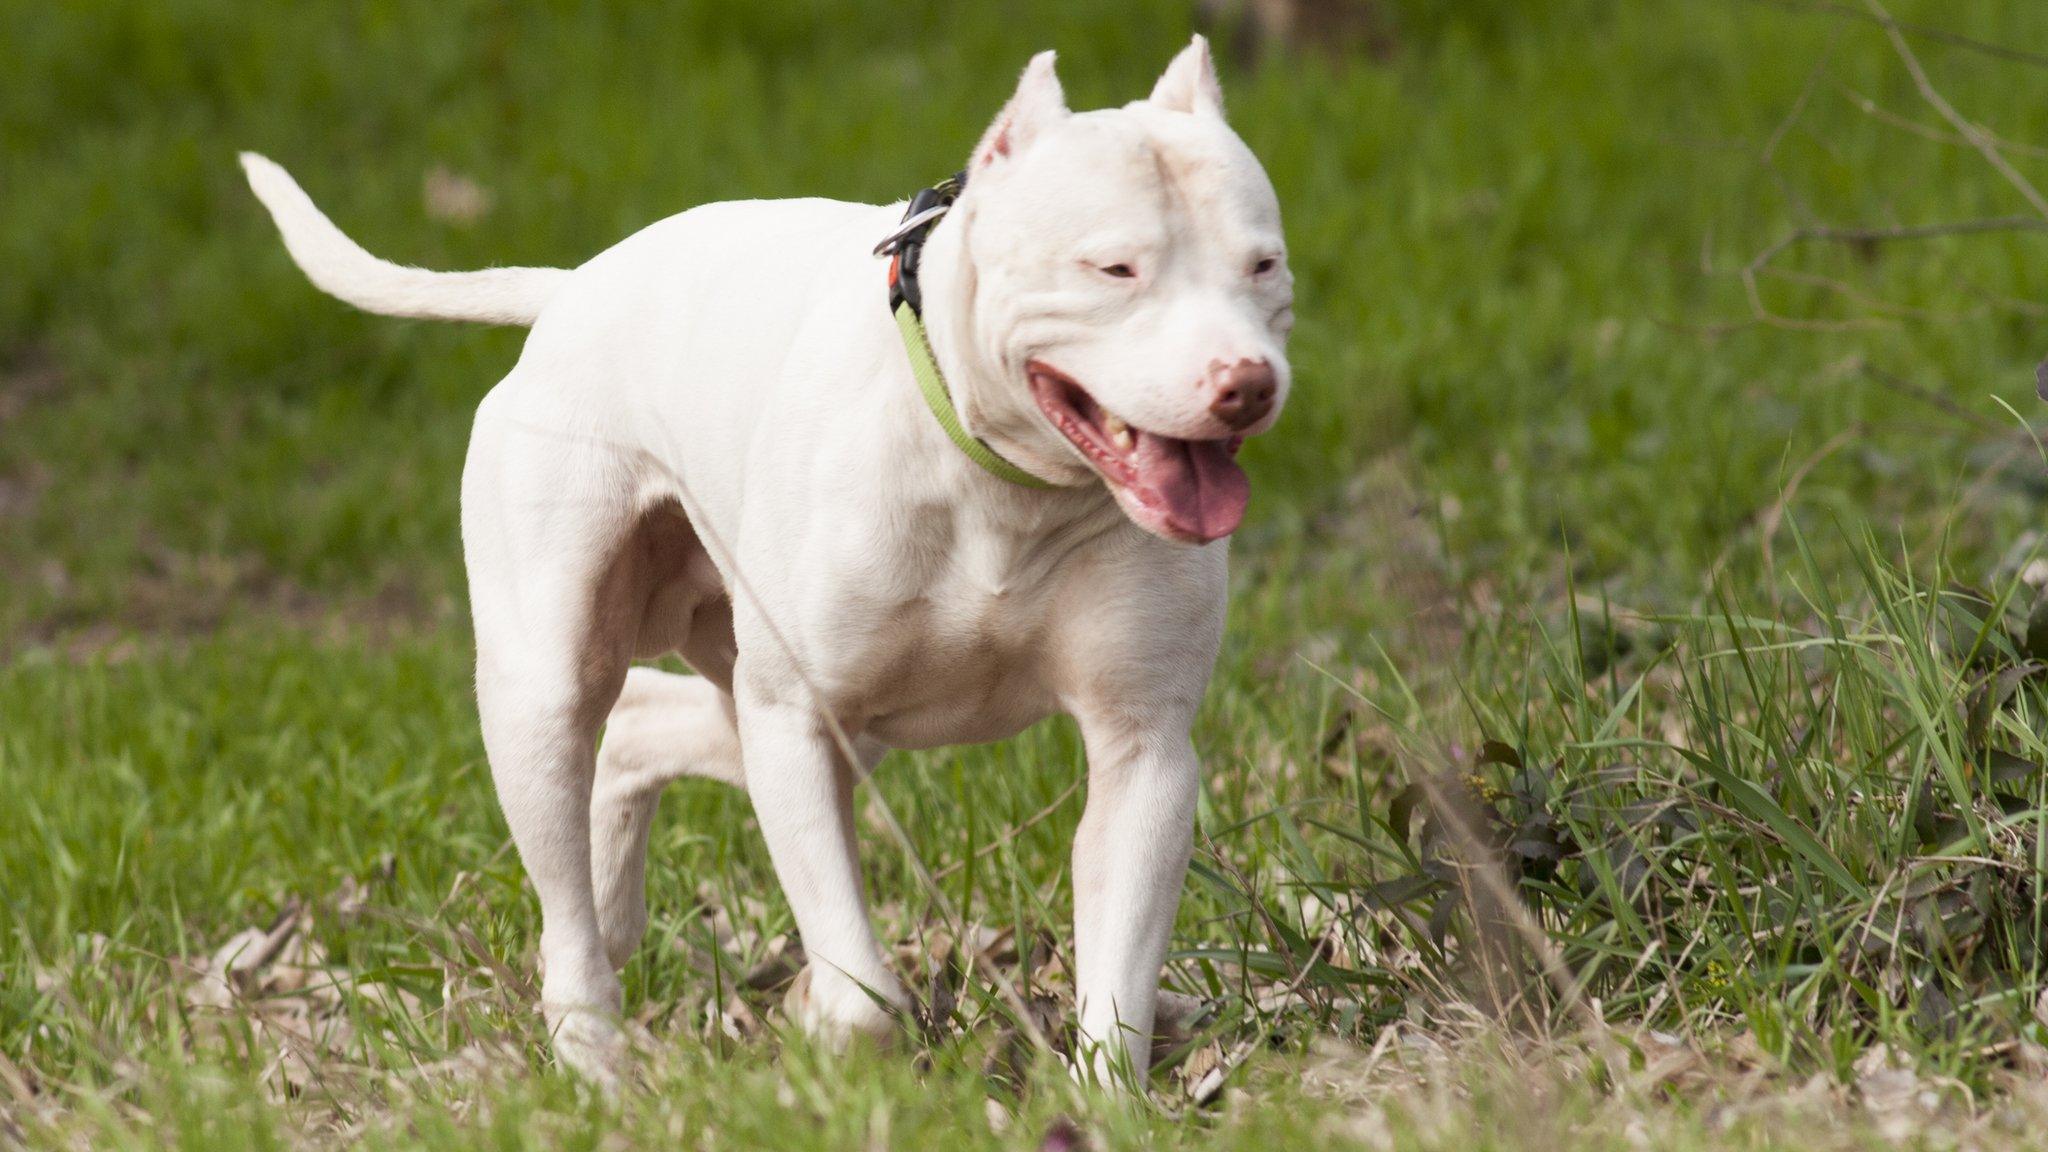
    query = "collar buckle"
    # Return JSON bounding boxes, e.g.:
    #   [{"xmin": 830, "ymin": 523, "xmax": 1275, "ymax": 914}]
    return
[
  {"xmin": 876, "ymin": 171, "xmax": 966, "ymax": 317},
  {"xmin": 872, "ymin": 203, "xmax": 951, "ymax": 258}
]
